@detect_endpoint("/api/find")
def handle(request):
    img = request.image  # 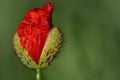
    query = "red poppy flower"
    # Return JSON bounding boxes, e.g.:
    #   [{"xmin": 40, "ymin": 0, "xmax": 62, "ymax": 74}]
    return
[{"xmin": 13, "ymin": 3, "xmax": 62, "ymax": 69}]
